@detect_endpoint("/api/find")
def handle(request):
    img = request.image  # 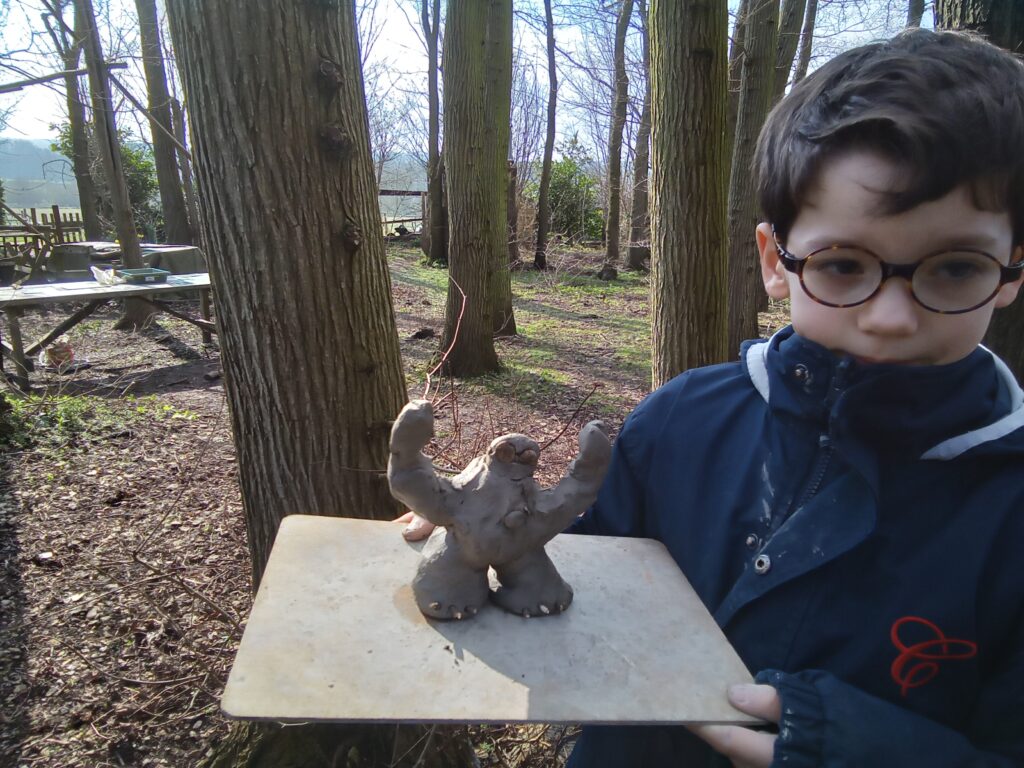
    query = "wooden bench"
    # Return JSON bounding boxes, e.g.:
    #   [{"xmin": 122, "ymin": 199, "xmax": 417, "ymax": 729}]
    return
[{"xmin": 0, "ymin": 273, "xmax": 214, "ymax": 392}]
